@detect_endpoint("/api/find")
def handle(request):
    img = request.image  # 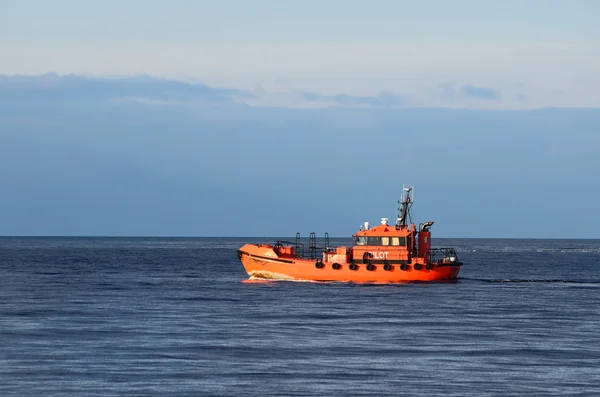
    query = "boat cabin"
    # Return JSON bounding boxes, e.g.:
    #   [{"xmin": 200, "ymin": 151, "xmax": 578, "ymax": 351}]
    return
[{"xmin": 348, "ymin": 187, "xmax": 434, "ymax": 265}]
